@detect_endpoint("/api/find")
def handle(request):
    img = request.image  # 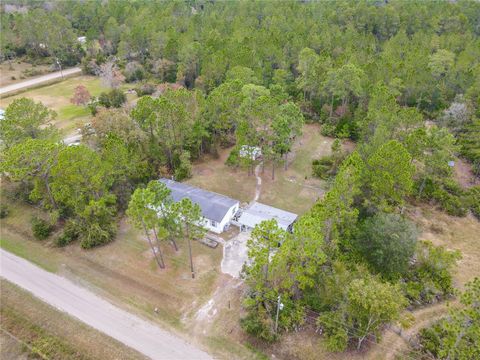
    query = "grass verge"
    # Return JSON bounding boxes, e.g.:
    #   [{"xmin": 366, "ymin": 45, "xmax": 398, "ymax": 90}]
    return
[{"xmin": 0, "ymin": 280, "xmax": 145, "ymax": 360}]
